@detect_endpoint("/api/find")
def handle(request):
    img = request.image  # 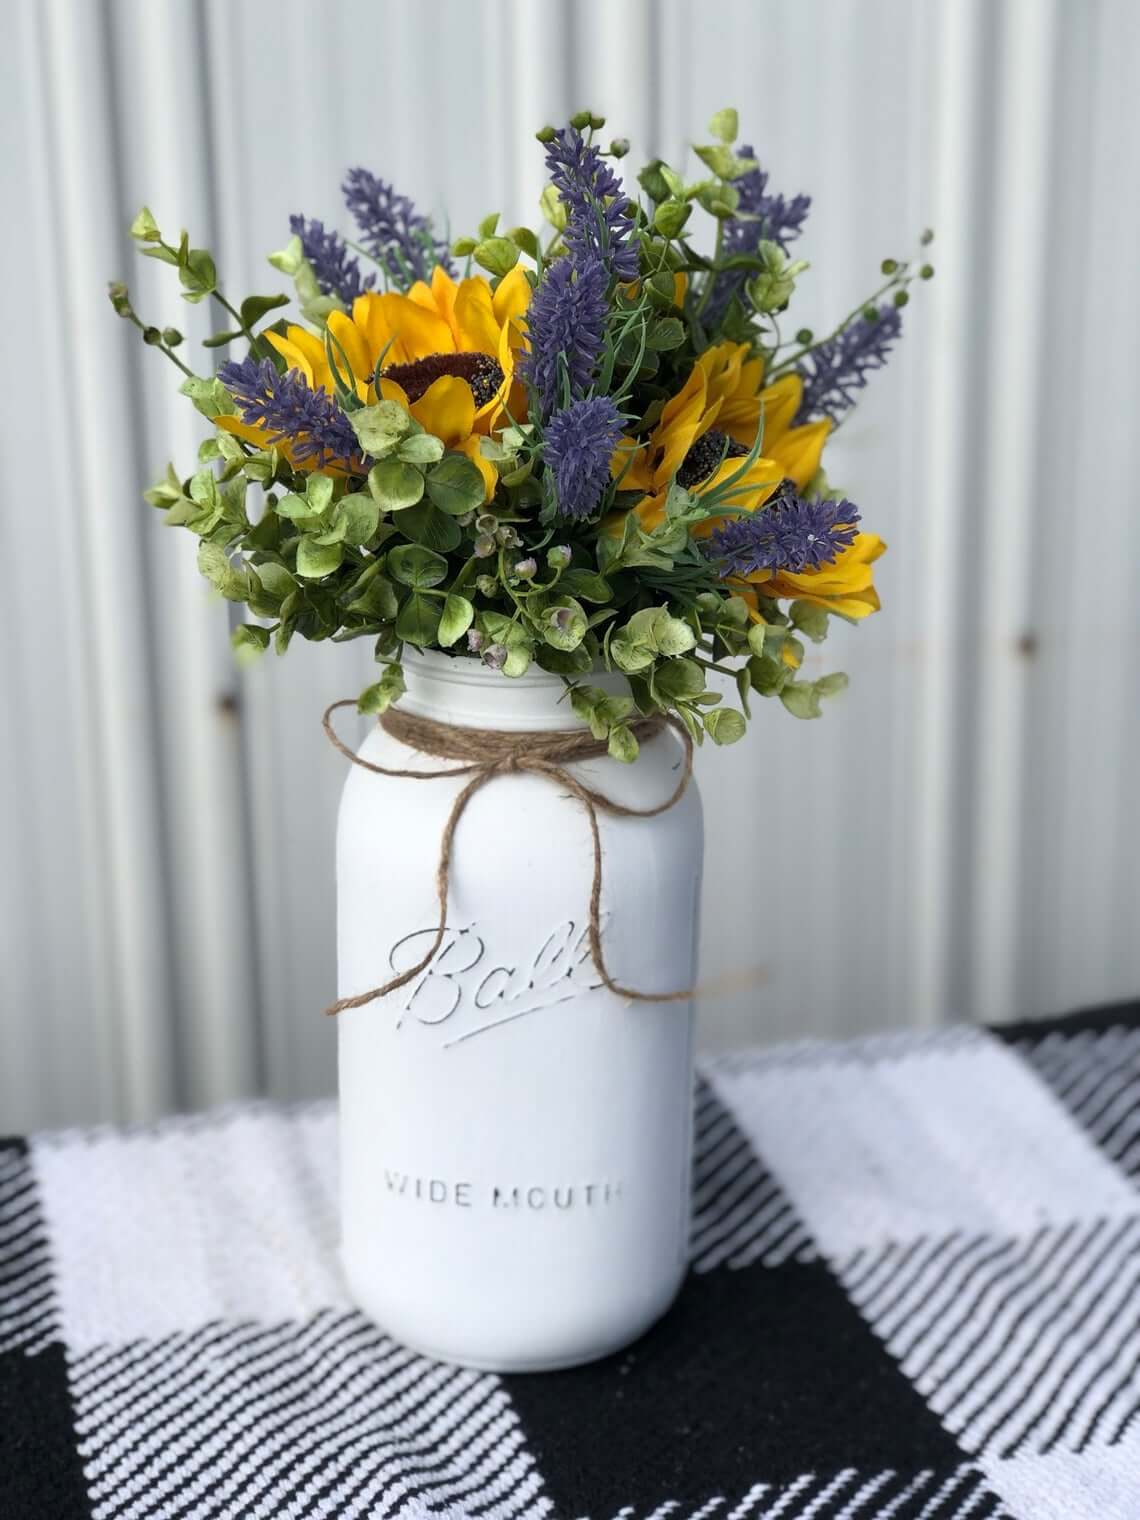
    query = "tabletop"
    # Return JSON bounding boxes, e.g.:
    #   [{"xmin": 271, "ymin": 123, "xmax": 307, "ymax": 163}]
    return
[{"xmin": 3, "ymin": 1003, "xmax": 1139, "ymax": 1520}]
